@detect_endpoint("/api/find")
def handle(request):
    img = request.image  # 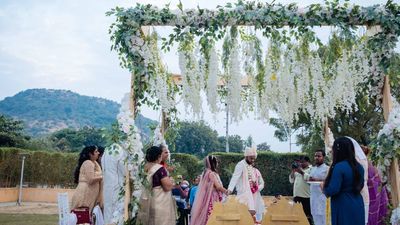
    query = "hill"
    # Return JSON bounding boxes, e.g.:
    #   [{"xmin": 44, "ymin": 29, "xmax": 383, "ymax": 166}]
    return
[{"xmin": 0, "ymin": 89, "xmax": 156, "ymax": 137}]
